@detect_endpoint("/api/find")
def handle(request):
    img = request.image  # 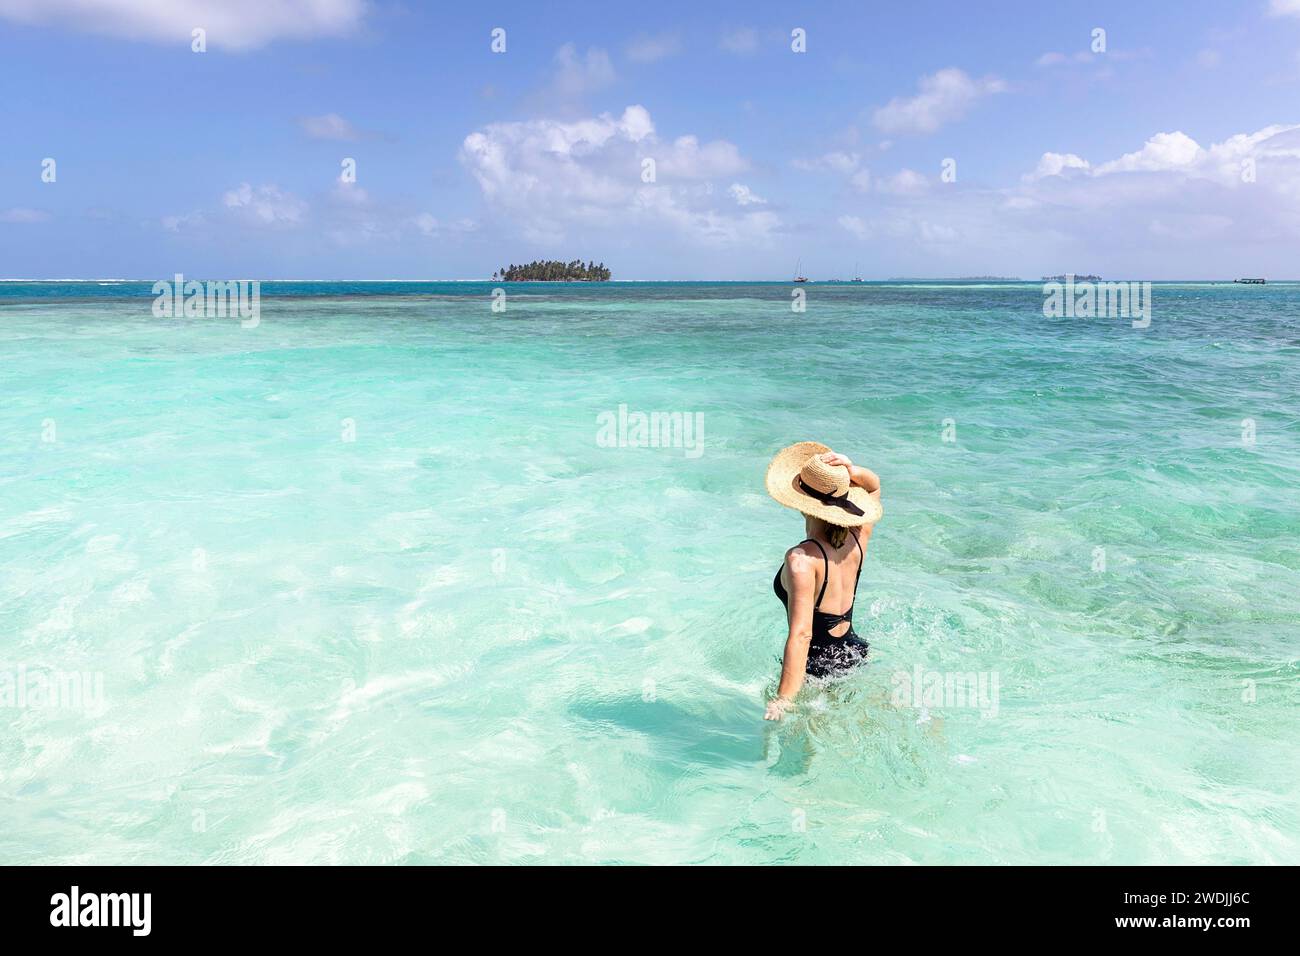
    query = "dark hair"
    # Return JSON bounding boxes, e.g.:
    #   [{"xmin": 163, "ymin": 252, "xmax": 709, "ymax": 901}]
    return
[{"xmin": 827, "ymin": 524, "xmax": 850, "ymax": 548}]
